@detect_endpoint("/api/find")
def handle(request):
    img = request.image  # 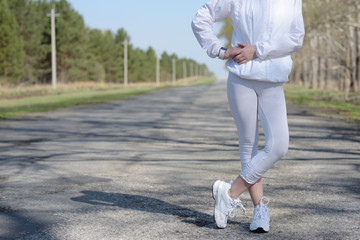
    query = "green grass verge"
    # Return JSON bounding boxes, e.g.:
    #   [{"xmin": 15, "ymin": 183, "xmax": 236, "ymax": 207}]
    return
[
  {"xmin": 284, "ymin": 85, "xmax": 360, "ymax": 127},
  {"xmin": 0, "ymin": 77, "xmax": 215, "ymax": 120}
]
